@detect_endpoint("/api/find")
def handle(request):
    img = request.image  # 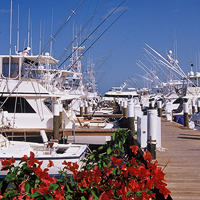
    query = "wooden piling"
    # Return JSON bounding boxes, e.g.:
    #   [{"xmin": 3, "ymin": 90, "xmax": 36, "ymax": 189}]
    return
[
  {"xmin": 183, "ymin": 102, "xmax": 188, "ymax": 127},
  {"xmin": 53, "ymin": 103, "xmax": 60, "ymax": 140}
]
